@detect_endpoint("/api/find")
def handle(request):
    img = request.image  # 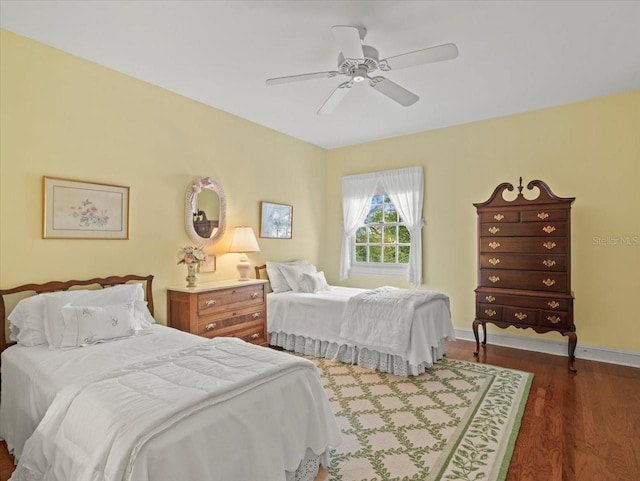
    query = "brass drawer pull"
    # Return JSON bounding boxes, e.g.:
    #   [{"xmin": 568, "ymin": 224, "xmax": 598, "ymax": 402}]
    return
[
  {"xmin": 514, "ymin": 312, "xmax": 527, "ymax": 321},
  {"xmin": 493, "ymin": 214, "xmax": 504, "ymax": 221},
  {"xmin": 543, "ymin": 259, "xmax": 556, "ymax": 268},
  {"xmin": 542, "ymin": 225, "xmax": 556, "ymax": 234},
  {"xmin": 547, "ymin": 315, "xmax": 562, "ymax": 324},
  {"xmin": 484, "ymin": 309, "xmax": 497, "ymax": 317},
  {"xmin": 488, "ymin": 275, "xmax": 500, "ymax": 284},
  {"xmin": 251, "ymin": 312, "xmax": 260, "ymax": 319},
  {"xmin": 537, "ymin": 212, "xmax": 549, "ymax": 220},
  {"xmin": 548, "ymin": 301, "xmax": 560, "ymax": 308},
  {"xmin": 488, "ymin": 241, "xmax": 500, "ymax": 250},
  {"xmin": 488, "ymin": 226, "xmax": 500, "ymax": 234},
  {"xmin": 485, "ymin": 295, "xmax": 496, "ymax": 303},
  {"xmin": 542, "ymin": 278, "xmax": 556, "ymax": 287},
  {"xmin": 488, "ymin": 257, "xmax": 500, "ymax": 266},
  {"xmin": 250, "ymin": 333, "xmax": 260, "ymax": 340},
  {"xmin": 205, "ymin": 322, "xmax": 217, "ymax": 331},
  {"xmin": 205, "ymin": 299, "xmax": 217, "ymax": 307},
  {"xmin": 250, "ymin": 292, "xmax": 259, "ymax": 299},
  {"xmin": 543, "ymin": 241, "xmax": 556, "ymax": 250}
]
